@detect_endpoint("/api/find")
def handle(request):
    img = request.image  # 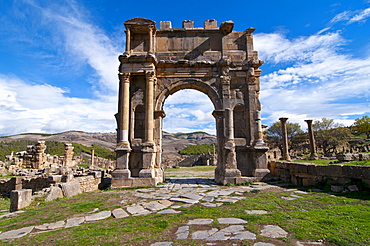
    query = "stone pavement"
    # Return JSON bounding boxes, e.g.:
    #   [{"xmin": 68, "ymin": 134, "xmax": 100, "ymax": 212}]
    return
[{"xmin": 0, "ymin": 178, "xmax": 323, "ymax": 245}]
